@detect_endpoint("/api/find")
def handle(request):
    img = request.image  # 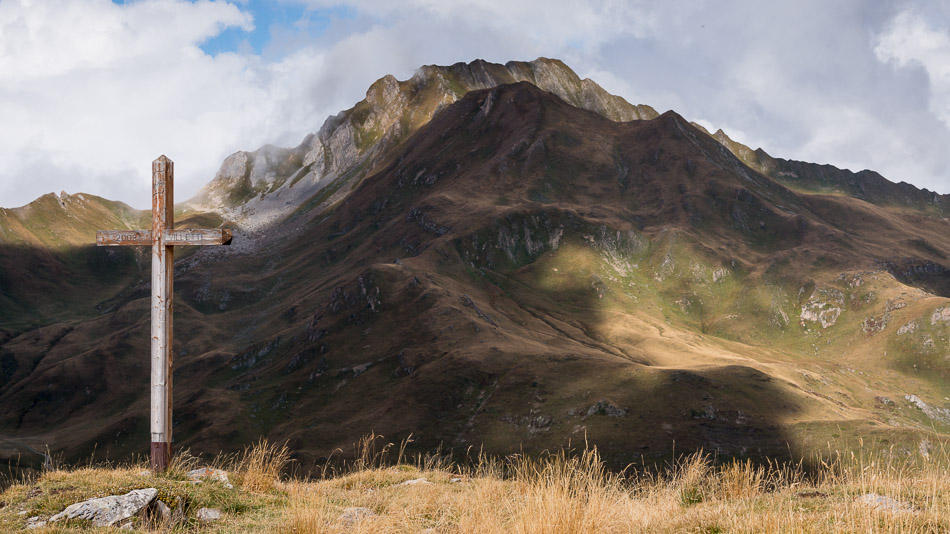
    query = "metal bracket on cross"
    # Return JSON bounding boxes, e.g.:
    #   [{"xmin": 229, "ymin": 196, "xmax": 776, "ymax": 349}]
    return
[{"xmin": 96, "ymin": 155, "xmax": 232, "ymax": 472}]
